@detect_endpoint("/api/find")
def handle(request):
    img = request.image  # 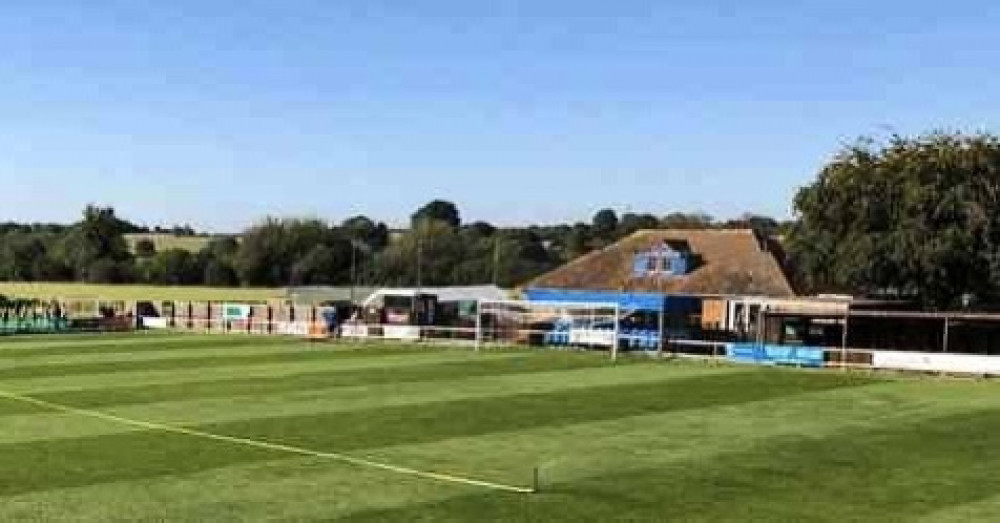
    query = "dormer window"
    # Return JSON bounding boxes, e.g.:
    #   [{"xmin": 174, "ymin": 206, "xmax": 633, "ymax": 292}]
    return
[
  {"xmin": 632, "ymin": 241, "xmax": 691, "ymax": 278},
  {"xmin": 645, "ymin": 255, "xmax": 660, "ymax": 273}
]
